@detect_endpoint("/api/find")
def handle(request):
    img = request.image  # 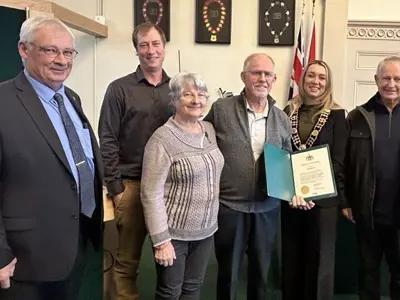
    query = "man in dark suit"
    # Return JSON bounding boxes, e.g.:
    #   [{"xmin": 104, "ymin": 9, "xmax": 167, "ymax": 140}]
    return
[{"xmin": 0, "ymin": 15, "xmax": 103, "ymax": 300}]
